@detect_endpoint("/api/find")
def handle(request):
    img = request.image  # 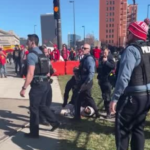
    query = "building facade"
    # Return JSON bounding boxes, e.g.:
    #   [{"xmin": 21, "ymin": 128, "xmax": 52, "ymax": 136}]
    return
[
  {"xmin": 0, "ymin": 30, "xmax": 20, "ymax": 46},
  {"xmin": 99, "ymin": 0, "xmax": 137, "ymax": 47},
  {"xmin": 20, "ymin": 37, "xmax": 27, "ymax": 46},
  {"xmin": 41, "ymin": 13, "xmax": 57, "ymax": 47},
  {"xmin": 68, "ymin": 34, "xmax": 81, "ymax": 48}
]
